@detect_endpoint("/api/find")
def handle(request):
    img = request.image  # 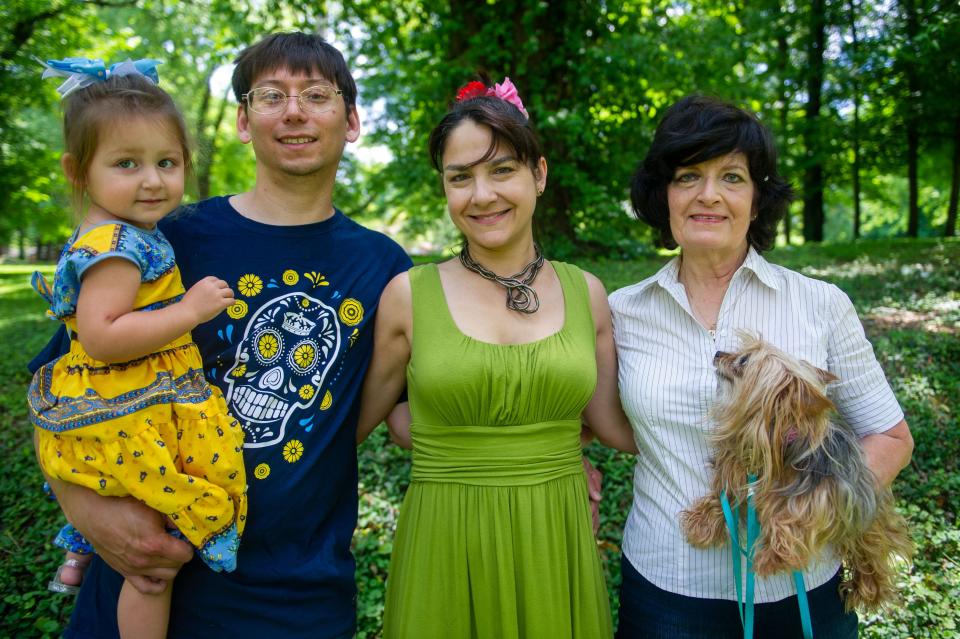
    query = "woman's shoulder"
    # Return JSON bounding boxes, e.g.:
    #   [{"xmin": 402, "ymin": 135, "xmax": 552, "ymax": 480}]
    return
[
  {"xmin": 757, "ymin": 260, "xmax": 856, "ymax": 326},
  {"xmin": 552, "ymin": 261, "xmax": 604, "ymax": 294},
  {"xmin": 607, "ymin": 266, "xmax": 670, "ymax": 311},
  {"xmin": 405, "ymin": 261, "xmax": 441, "ymax": 285},
  {"xmin": 764, "ymin": 260, "xmax": 849, "ymax": 302}
]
